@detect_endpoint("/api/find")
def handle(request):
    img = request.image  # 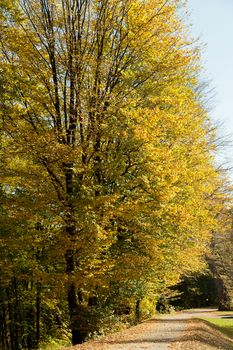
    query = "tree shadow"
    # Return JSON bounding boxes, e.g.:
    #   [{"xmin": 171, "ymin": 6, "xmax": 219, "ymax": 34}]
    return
[
  {"xmin": 183, "ymin": 308, "xmax": 218, "ymax": 314},
  {"xmin": 173, "ymin": 320, "xmax": 233, "ymax": 349},
  {"xmin": 145, "ymin": 318, "xmax": 188, "ymax": 323}
]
